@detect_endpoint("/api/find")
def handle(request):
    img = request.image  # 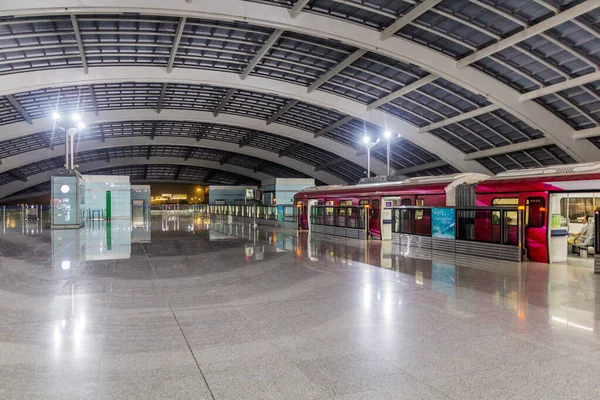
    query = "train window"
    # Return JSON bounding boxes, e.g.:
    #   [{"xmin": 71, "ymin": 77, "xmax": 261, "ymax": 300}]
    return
[
  {"xmin": 401, "ymin": 199, "xmax": 412, "ymax": 206},
  {"xmin": 492, "ymin": 198, "xmax": 518, "ymax": 207},
  {"xmin": 339, "ymin": 200, "xmax": 352, "ymax": 206},
  {"xmin": 526, "ymin": 197, "xmax": 546, "ymax": 228},
  {"xmin": 559, "ymin": 196, "xmax": 600, "ymax": 223},
  {"xmin": 359, "ymin": 199, "xmax": 369, "ymax": 206},
  {"xmin": 325, "ymin": 201, "xmax": 334, "ymax": 206},
  {"xmin": 416, "ymin": 199, "xmax": 424, "ymax": 206}
]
